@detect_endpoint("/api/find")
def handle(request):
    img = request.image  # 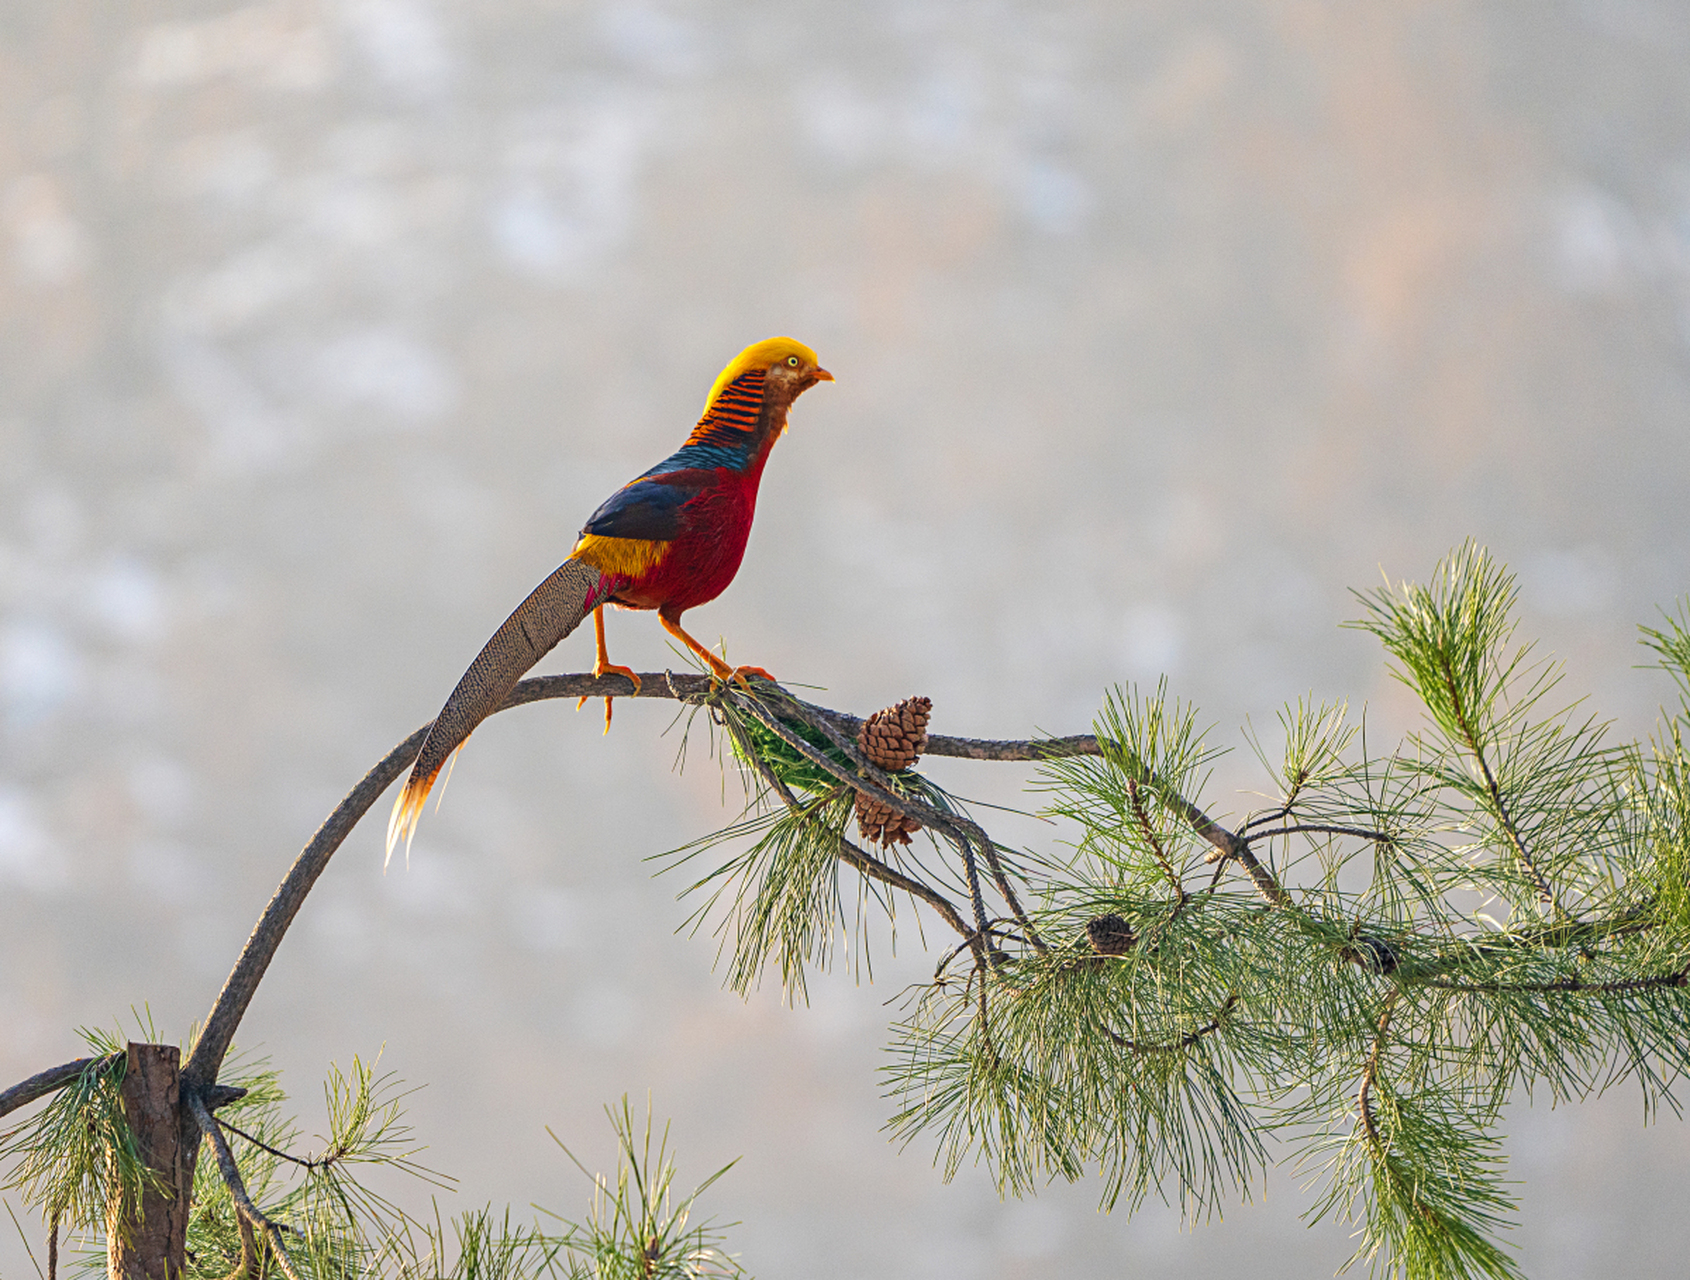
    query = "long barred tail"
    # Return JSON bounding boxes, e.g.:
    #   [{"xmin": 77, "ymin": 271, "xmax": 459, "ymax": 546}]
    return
[{"xmin": 386, "ymin": 557, "xmax": 612, "ymax": 867}]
